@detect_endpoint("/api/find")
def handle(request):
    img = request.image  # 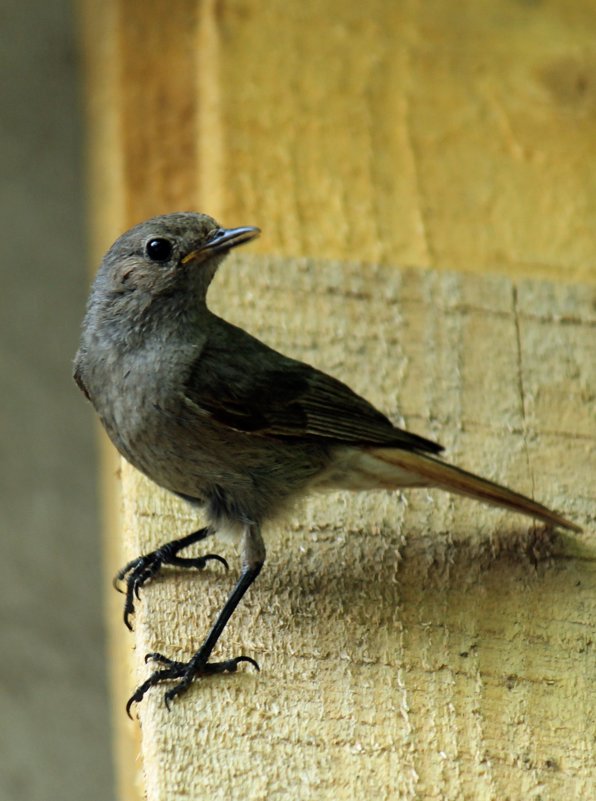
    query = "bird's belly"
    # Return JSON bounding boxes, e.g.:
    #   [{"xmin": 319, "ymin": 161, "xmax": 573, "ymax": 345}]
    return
[{"xmin": 108, "ymin": 397, "xmax": 329, "ymax": 528}]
